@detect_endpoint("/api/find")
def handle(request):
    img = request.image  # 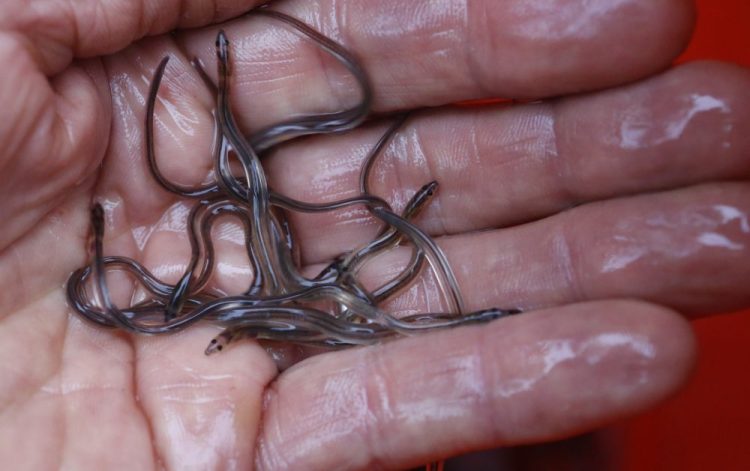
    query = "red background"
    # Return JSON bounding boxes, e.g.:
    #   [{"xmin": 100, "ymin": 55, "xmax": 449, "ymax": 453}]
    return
[{"xmin": 621, "ymin": 1, "xmax": 750, "ymax": 469}]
